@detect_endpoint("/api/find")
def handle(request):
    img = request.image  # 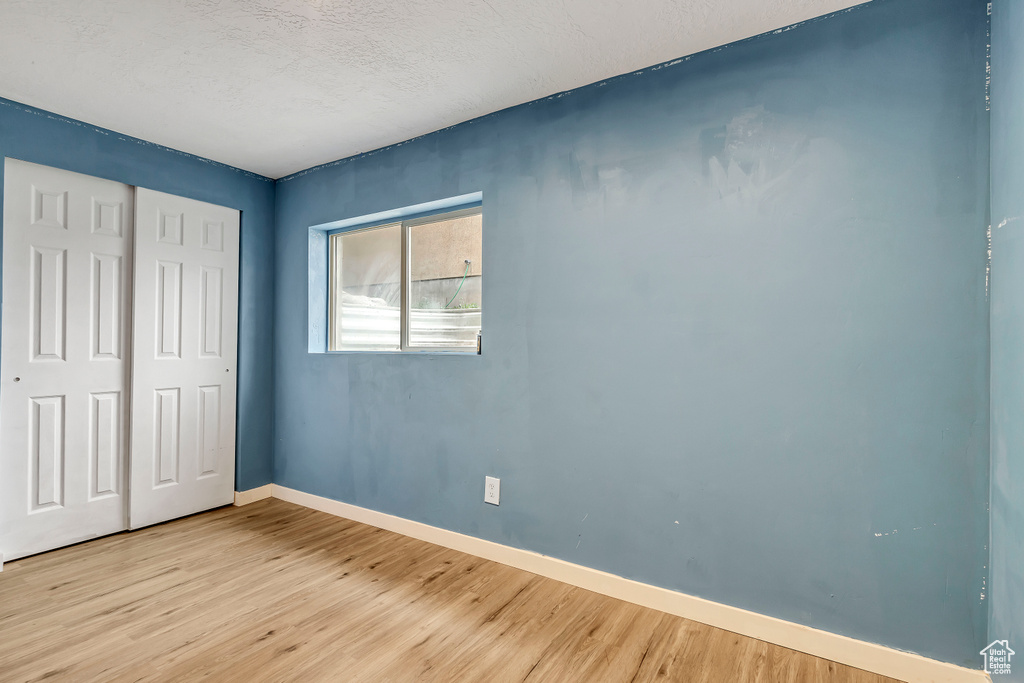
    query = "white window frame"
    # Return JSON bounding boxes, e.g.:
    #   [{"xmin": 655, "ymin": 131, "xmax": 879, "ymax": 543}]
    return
[{"xmin": 328, "ymin": 206, "xmax": 482, "ymax": 353}]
